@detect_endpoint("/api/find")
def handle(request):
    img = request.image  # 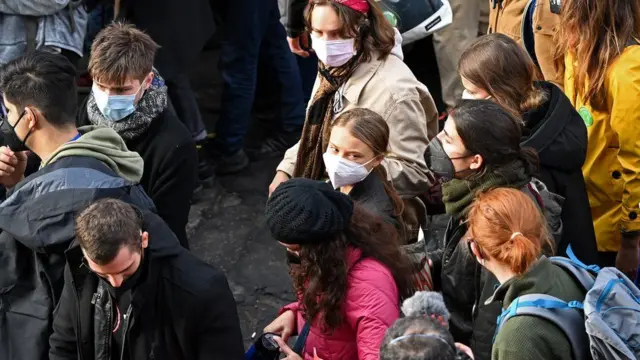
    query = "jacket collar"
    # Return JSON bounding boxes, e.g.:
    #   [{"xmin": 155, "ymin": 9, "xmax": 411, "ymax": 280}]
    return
[
  {"xmin": 342, "ymin": 54, "xmax": 385, "ymax": 105},
  {"xmin": 485, "ymin": 256, "xmax": 554, "ymax": 307}
]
